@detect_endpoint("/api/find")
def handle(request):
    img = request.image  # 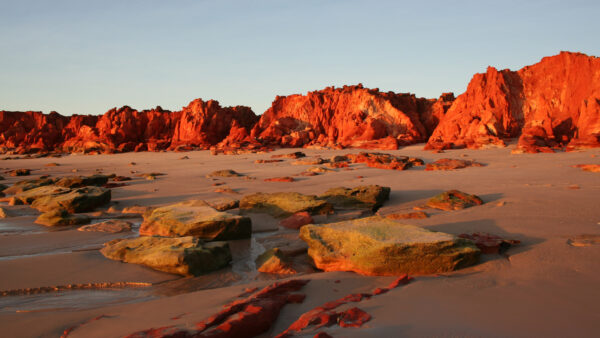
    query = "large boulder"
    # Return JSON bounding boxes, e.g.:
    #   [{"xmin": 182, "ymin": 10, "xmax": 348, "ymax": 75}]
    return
[
  {"xmin": 29, "ymin": 186, "xmax": 111, "ymax": 213},
  {"xmin": 139, "ymin": 200, "xmax": 251, "ymax": 240},
  {"xmin": 240, "ymin": 192, "xmax": 334, "ymax": 218},
  {"xmin": 320, "ymin": 185, "xmax": 390, "ymax": 211},
  {"xmin": 100, "ymin": 236, "xmax": 232, "ymax": 276},
  {"xmin": 300, "ymin": 216, "xmax": 480, "ymax": 275}
]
